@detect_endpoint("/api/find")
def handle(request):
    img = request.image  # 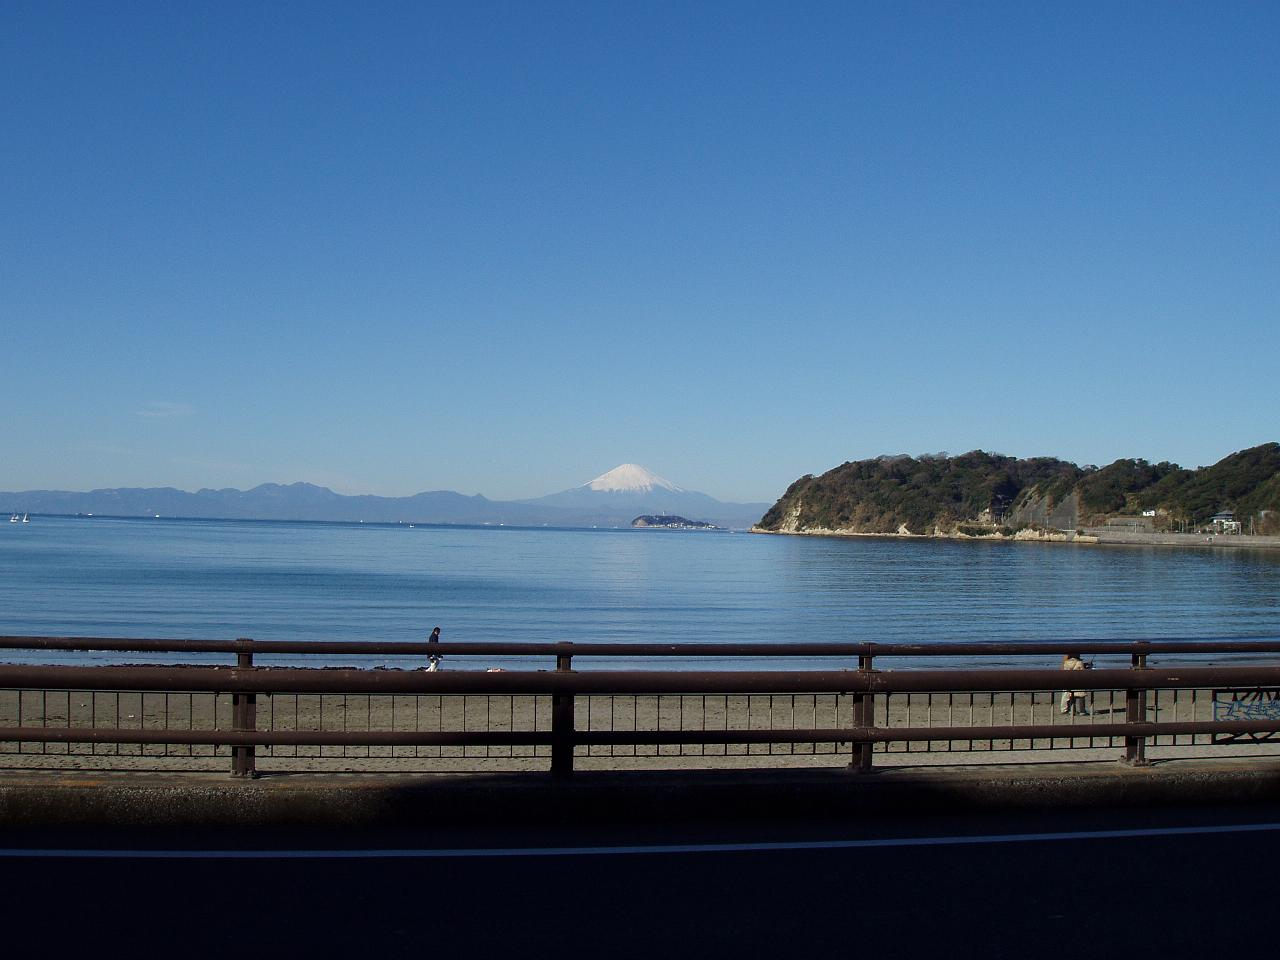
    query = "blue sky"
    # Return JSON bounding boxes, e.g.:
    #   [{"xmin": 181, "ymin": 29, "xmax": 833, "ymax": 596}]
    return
[{"xmin": 2, "ymin": 1, "xmax": 1276, "ymax": 503}]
